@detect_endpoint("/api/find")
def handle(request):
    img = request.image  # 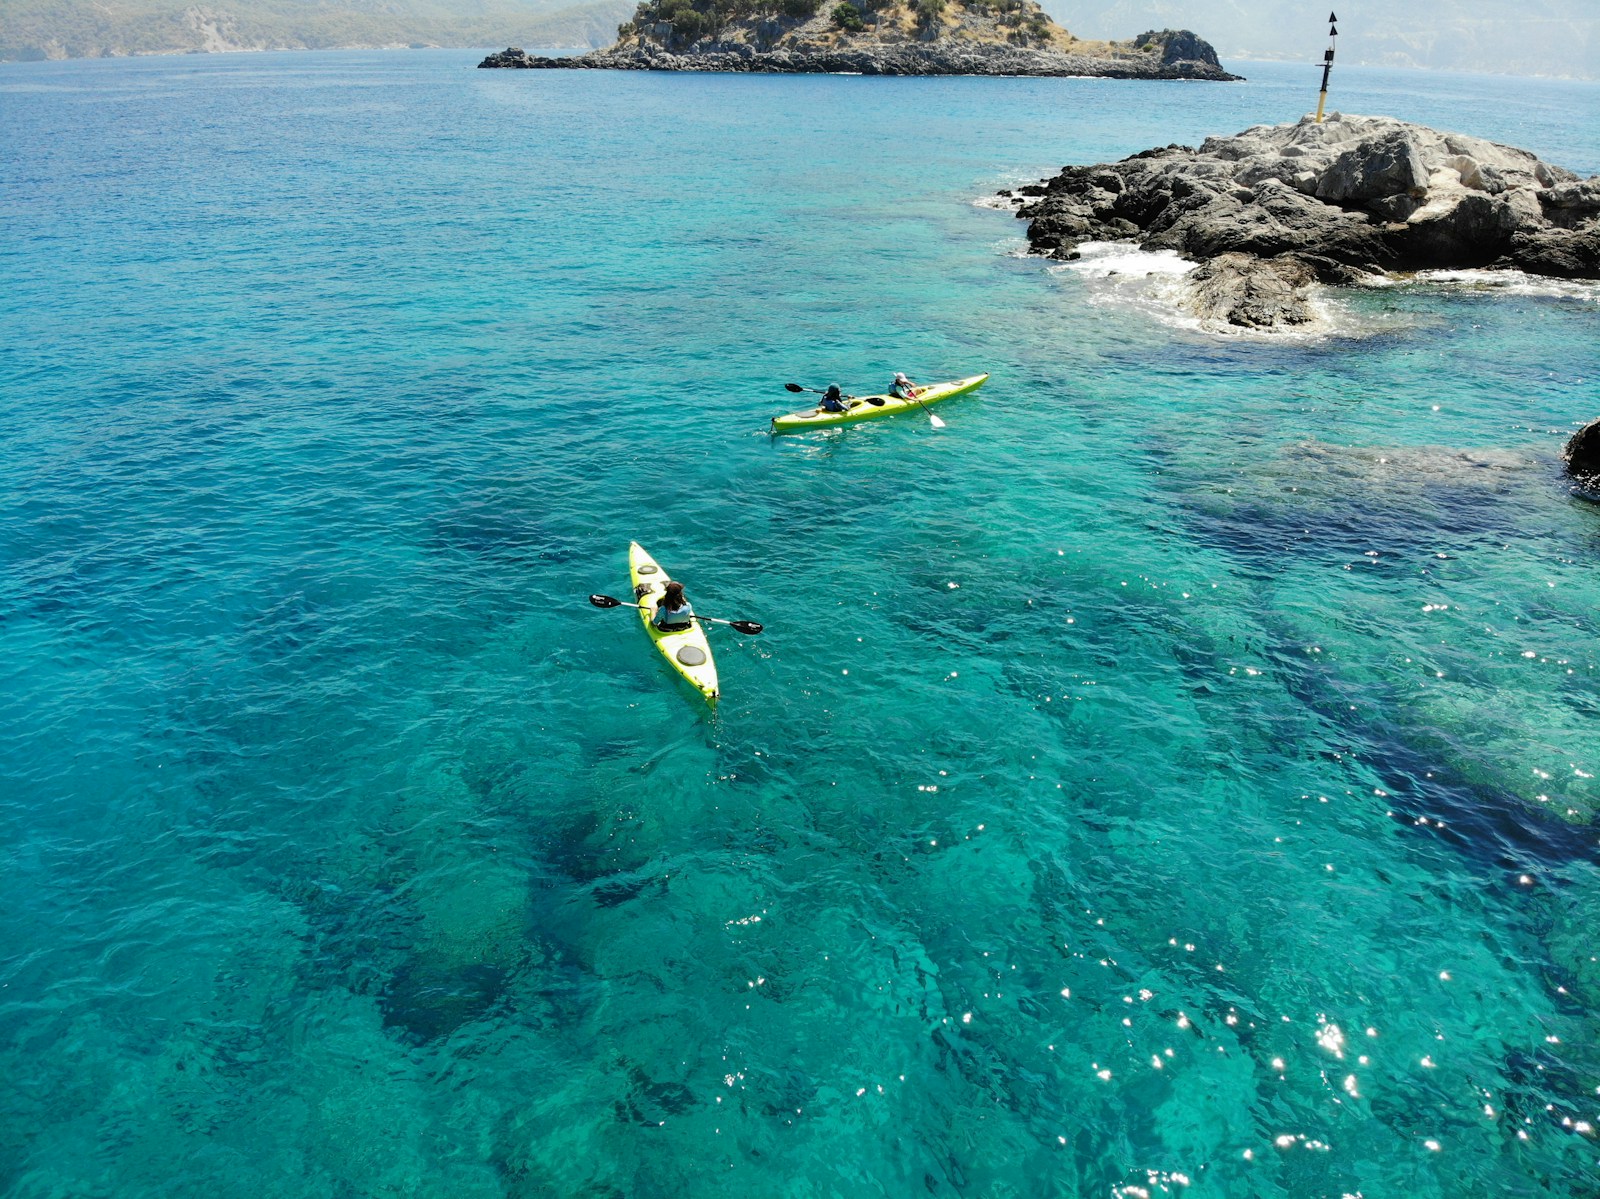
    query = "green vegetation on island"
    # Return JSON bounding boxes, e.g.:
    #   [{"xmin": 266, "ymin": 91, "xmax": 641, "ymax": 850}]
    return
[{"xmin": 611, "ymin": 0, "xmax": 1087, "ymax": 54}]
